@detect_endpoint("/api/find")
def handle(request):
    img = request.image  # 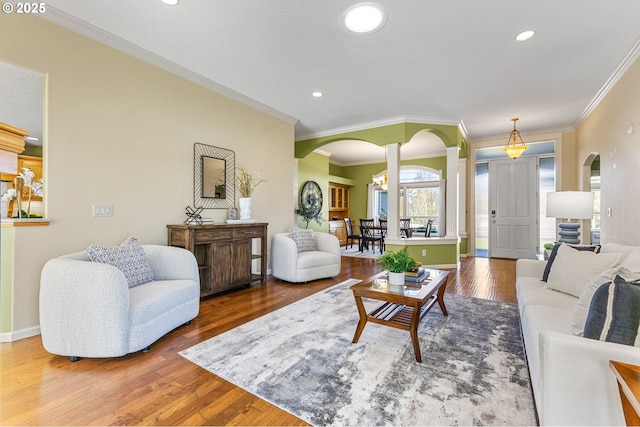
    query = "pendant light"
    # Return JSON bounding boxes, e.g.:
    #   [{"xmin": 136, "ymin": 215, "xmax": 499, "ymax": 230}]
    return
[{"xmin": 503, "ymin": 118, "xmax": 528, "ymax": 159}]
